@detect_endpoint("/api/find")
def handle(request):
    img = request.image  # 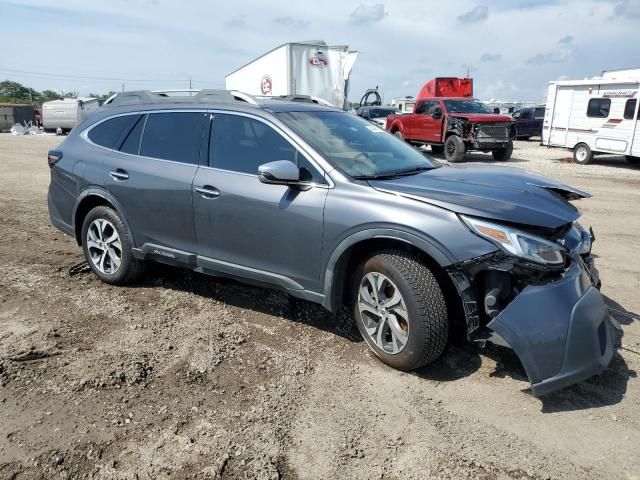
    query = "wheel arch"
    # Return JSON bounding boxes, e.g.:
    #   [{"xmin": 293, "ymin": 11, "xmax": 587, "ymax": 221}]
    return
[
  {"xmin": 72, "ymin": 188, "xmax": 134, "ymax": 246},
  {"xmin": 323, "ymin": 231, "xmax": 466, "ymax": 341},
  {"xmin": 322, "ymin": 229, "xmax": 455, "ymax": 312}
]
